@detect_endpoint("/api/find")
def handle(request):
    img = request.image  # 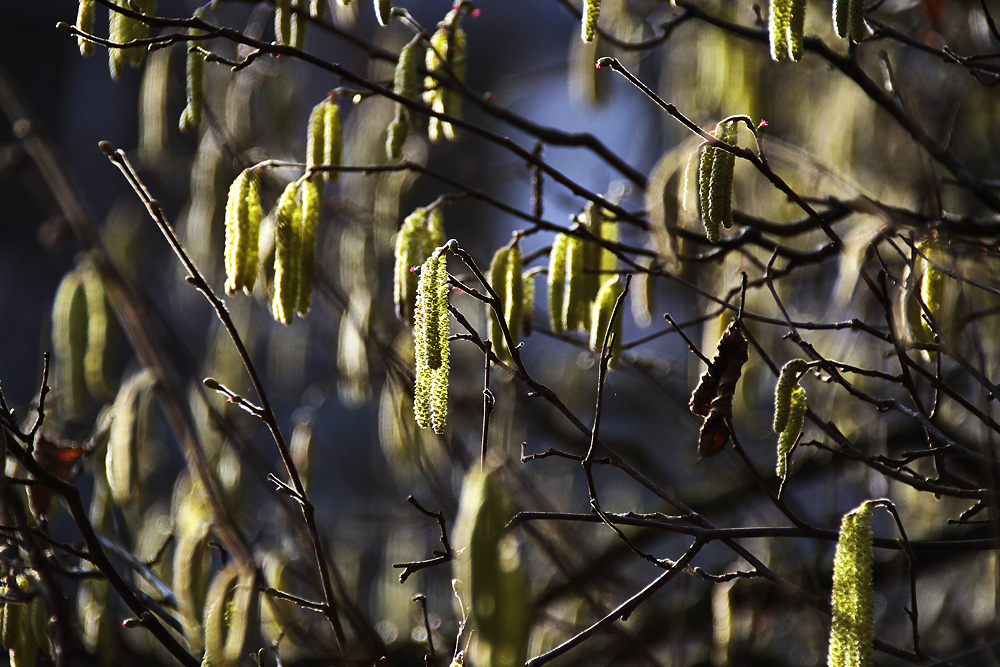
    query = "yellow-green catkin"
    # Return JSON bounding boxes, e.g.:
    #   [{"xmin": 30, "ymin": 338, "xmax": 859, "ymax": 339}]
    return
[
  {"xmin": 52, "ymin": 270, "xmax": 89, "ymax": 419},
  {"xmin": 833, "ymin": 0, "xmax": 867, "ymax": 42},
  {"xmin": 563, "ymin": 231, "xmax": 588, "ymax": 331},
  {"xmin": 306, "ymin": 98, "xmax": 341, "ymax": 181},
  {"xmin": 413, "ymin": 253, "xmax": 450, "ymax": 433},
  {"xmin": 310, "ymin": 0, "xmax": 327, "ymax": 18},
  {"xmin": 386, "ymin": 35, "xmax": 422, "ymax": 160},
  {"xmin": 291, "ymin": 0, "xmax": 307, "ymax": 49},
  {"xmin": 386, "ymin": 112, "xmax": 409, "ymax": 161},
  {"xmin": 711, "ymin": 121, "xmax": 738, "ymax": 229},
  {"xmin": 106, "ymin": 369, "xmax": 155, "ymax": 508},
  {"xmin": 275, "ymin": 0, "xmax": 293, "ymax": 45},
  {"xmin": 697, "ymin": 140, "xmax": 719, "ymax": 242},
  {"xmin": 630, "ymin": 258, "xmax": 656, "ymax": 329},
  {"xmin": 769, "ymin": 0, "xmax": 806, "ymax": 62},
  {"xmin": 581, "ymin": 0, "xmax": 601, "ymax": 42},
  {"xmin": 424, "ymin": 9, "xmax": 467, "ymax": 142},
  {"xmin": 109, "ymin": 0, "xmax": 153, "ymax": 74},
  {"xmin": 394, "ymin": 207, "xmax": 444, "ymax": 324},
  {"xmin": 2, "ymin": 575, "xmax": 41, "ymax": 667},
  {"xmin": 776, "ymin": 385, "xmax": 806, "ymax": 479},
  {"xmin": 272, "ymin": 181, "xmax": 303, "ymax": 325},
  {"xmin": 828, "ymin": 501, "xmax": 875, "ymax": 667},
  {"xmin": 579, "ymin": 204, "xmax": 603, "ymax": 304},
  {"xmin": 452, "ymin": 466, "xmax": 530, "ymax": 667},
  {"xmin": 82, "ymin": 266, "xmax": 113, "ymax": 399},
  {"xmin": 297, "ymin": 178, "xmax": 321, "ymax": 315},
  {"xmin": 374, "ymin": 0, "xmax": 392, "ymax": 26},
  {"xmin": 395, "ymin": 209, "xmax": 426, "ymax": 324},
  {"xmin": 773, "ymin": 360, "xmax": 807, "ymax": 434},
  {"xmin": 787, "ymin": 0, "xmax": 806, "ymax": 60},
  {"xmin": 505, "ymin": 244, "xmax": 524, "ymax": 351},
  {"xmin": 126, "ymin": 0, "xmax": 154, "ymax": 67},
  {"xmin": 488, "ymin": 246, "xmax": 512, "ymax": 363},
  {"xmin": 179, "ymin": 42, "xmax": 204, "ymax": 133},
  {"xmin": 202, "ymin": 563, "xmax": 240, "ymax": 667},
  {"xmin": 589, "ymin": 276, "xmax": 624, "ymax": 368},
  {"xmin": 224, "ymin": 168, "xmax": 262, "ymax": 296},
  {"xmin": 698, "ymin": 120, "xmax": 738, "ymax": 241},
  {"xmin": 77, "ymin": 0, "xmax": 95, "ymax": 56},
  {"xmin": 108, "ymin": 0, "xmax": 129, "ymax": 79},
  {"xmin": 394, "ymin": 35, "xmax": 422, "ymax": 102},
  {"xmin": 917, "ymin": 238, "xmax": 944, "ymax": 360},
  {"xmin": 547, "ymin": 233, "xmax": 570, "ymax": 334}
]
